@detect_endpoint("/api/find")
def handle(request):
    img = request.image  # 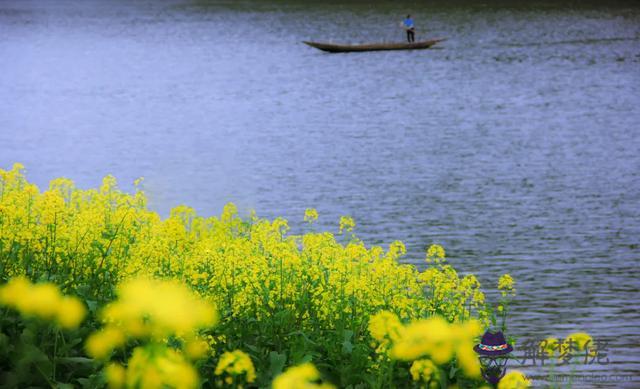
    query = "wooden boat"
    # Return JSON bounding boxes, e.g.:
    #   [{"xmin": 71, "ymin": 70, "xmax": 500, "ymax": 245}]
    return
[{"xmin": 303, "ymin": 38, "xmax": 446, "ymax": 53}]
